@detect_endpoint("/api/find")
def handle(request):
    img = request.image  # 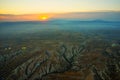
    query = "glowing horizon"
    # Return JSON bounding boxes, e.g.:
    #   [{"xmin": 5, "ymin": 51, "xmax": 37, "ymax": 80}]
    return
[
  {"xmin": 0, "ymin": 12, "xmax": 120, "ymax": 21},
  {"xmin": 0, "ymin": 0, "xmax": 120, "ymax": 21}
]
